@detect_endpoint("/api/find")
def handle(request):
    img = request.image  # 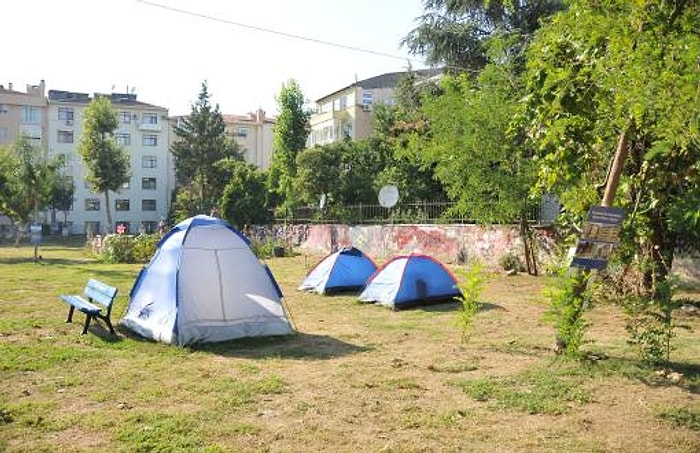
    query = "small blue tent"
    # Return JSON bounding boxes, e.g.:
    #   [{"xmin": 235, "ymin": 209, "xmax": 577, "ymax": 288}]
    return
[
  {"xmin": 358, "ymin": 253, "xmax": 462, "ymax": 309},
  {"xmin": 299, "ymin": 246, "xmax": 377, "ymax": 294},
  {"xmin": 121, "ymin": 215, "xmax": 294, "ymax": 345}
]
